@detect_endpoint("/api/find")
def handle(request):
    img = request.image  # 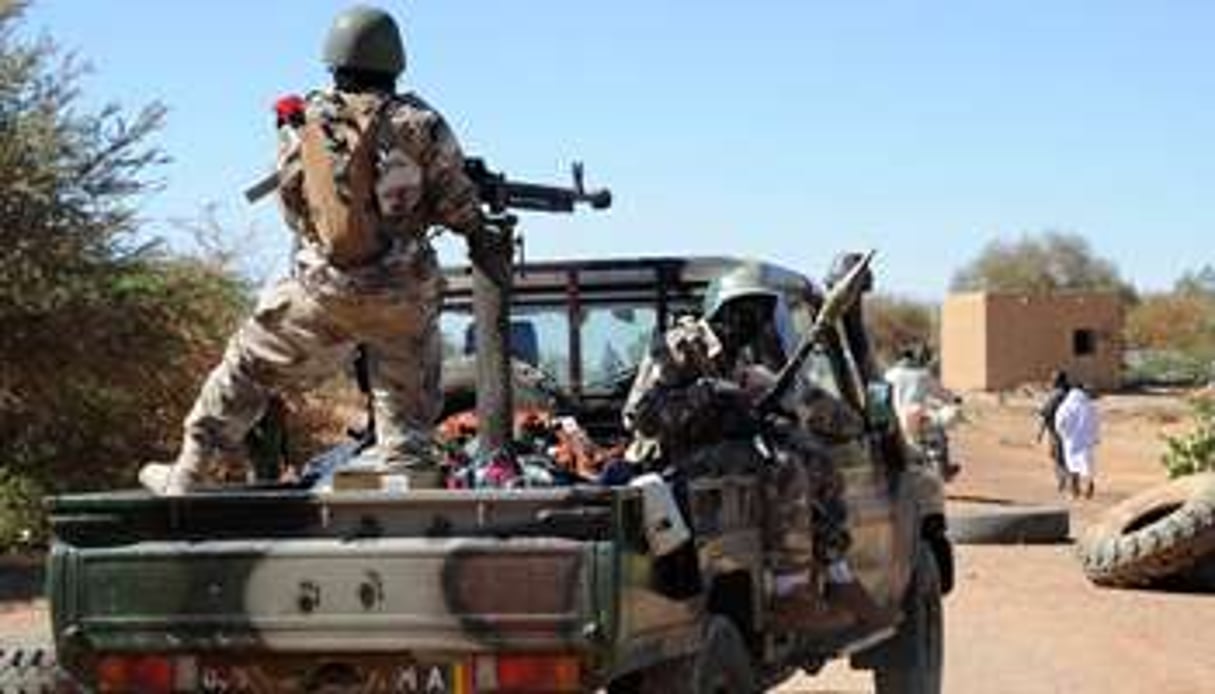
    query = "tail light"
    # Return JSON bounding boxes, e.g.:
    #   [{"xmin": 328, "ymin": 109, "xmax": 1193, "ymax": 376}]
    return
[
  {"xmin": 96, "ymin": 655, "xmax": 195, "ymax": 693},
  {"xmin": 474, "ymin": 654, "xmax": 582, "ymax": 692}
]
